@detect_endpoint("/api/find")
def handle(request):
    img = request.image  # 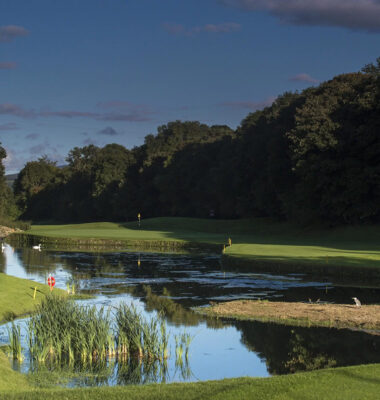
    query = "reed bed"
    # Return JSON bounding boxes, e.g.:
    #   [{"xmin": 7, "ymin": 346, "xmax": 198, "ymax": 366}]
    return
[
  {"xmin": 115, "ymin": 303, "xmax": 169, "ymax": 361},
  {"xmin": 7, "ymin": 295, "xmax": 191, "ymax": 371},
  {"xmin": 28, "ymin": 296, "xmax": 111, "ymax": 363}
]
